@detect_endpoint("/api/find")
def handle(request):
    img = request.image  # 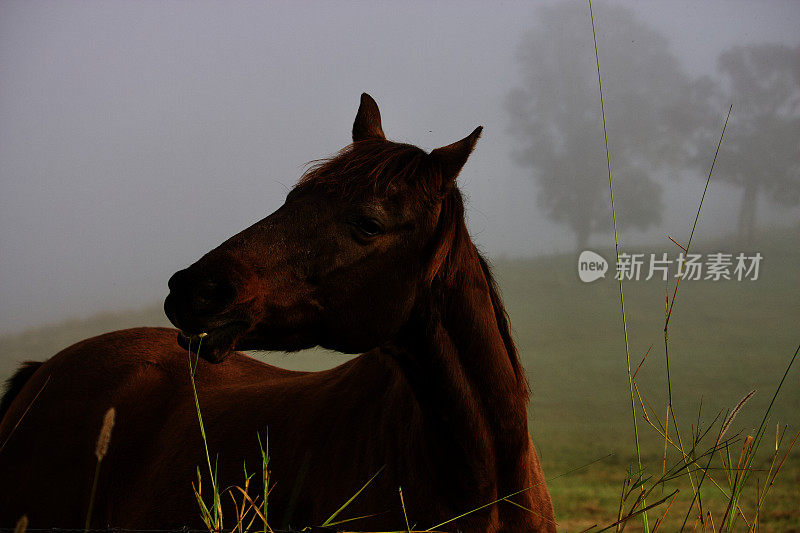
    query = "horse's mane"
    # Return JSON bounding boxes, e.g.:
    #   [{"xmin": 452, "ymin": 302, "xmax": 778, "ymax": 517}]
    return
[
  {"xmin": 430, "ymin": 188, "xmax": 530, "ymax": 398},
  {"xmin": 296, "ymin": 138, "xmax": 529, "ymax": 398},
  {"xmin": 295, "ymin": 140, "xmax": 437, "ymax": 201}
]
